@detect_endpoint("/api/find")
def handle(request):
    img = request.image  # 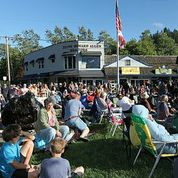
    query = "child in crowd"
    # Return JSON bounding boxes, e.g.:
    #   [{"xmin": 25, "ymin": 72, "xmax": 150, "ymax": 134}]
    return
[
  {"xmin": 39, "ymin": 137, "xmax": 84, "ymax": 178},
  {"xmin": 0, "ymin": 124, "xmax": 38, "ymax": 178}
]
